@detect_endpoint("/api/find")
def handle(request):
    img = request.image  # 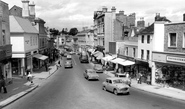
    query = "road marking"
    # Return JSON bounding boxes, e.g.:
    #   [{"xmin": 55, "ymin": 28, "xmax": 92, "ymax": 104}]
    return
[{"xmin": 13, "ymin": 87, "xmax": 19, "ymax": 91}]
